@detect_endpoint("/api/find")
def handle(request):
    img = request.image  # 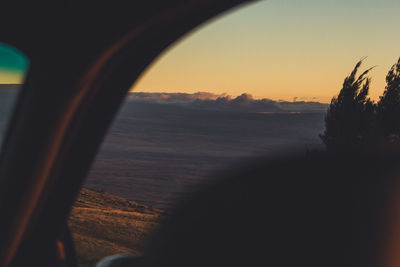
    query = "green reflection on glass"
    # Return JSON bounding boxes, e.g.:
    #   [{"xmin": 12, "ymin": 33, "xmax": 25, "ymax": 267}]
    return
[{"xmin": 0, "ymin": 43, "xmax": 28, "ymax": 84}]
